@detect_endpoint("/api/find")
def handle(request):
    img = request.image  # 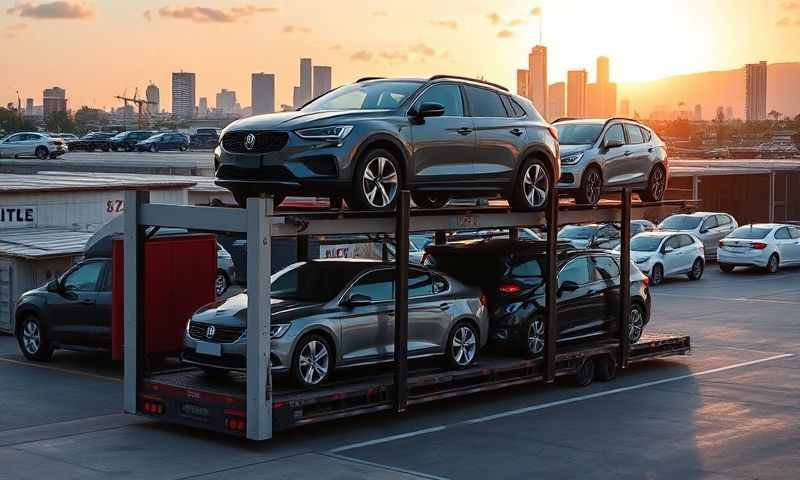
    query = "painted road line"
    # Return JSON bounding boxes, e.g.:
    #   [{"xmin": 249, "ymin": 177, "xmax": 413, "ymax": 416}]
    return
[
  {"xmin": 322, "ymin": 452, "xmax": 451, "ymax": 480},
  {"xmin": 656, "ymin": 292, "xmax": 800, "ymax": 306},
  {"xmin": 0, "ymin": 356, "xmax": 121, "ymax": 383}
]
